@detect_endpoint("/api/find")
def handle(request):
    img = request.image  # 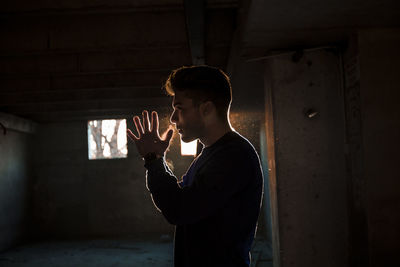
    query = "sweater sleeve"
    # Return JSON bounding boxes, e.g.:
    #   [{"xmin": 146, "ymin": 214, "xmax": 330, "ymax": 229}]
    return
[{"xmin": 145, "ymin": 146, "xmax": 252, "ymax": 225}]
